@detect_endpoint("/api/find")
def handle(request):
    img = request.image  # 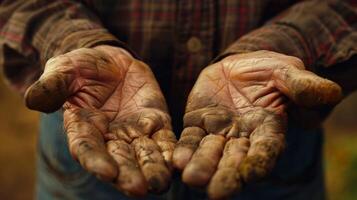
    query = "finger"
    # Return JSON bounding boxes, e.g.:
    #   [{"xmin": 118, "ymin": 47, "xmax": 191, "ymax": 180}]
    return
[
  {"xmin": 274, "ymin": 67, "xmax": 342, "ymax": 107},
  {"xmin": 208, "ymin": 137, "xmax": 250, "ymax": 200},
  {"xmin": 64, "ymin": 108, "xmax": 118, "ymax": 181},
  {"xmin": 173, "ymin": 127, "xmax": 206, "ymax": 170},
  {"xmin": 107, "ymin": 140, "xmax": 147, "ymax": 197},
  {"xmin": 152, "ymin": 129, "xmax": 177, "ymax": 167},
  {"xmin": 133, "ymin": 136, "xmax": 171, "ymax": 194},
  {"xmin": 182, "ymin": 134, "xmax": 225, "ymax": 187},
  {"xmin": 239, "ymin": 115, "xmax": 285, "ymax": 183},
  {"xmin": 25, "ymin": 56, "xmax": 74, "ymax": 113}
]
